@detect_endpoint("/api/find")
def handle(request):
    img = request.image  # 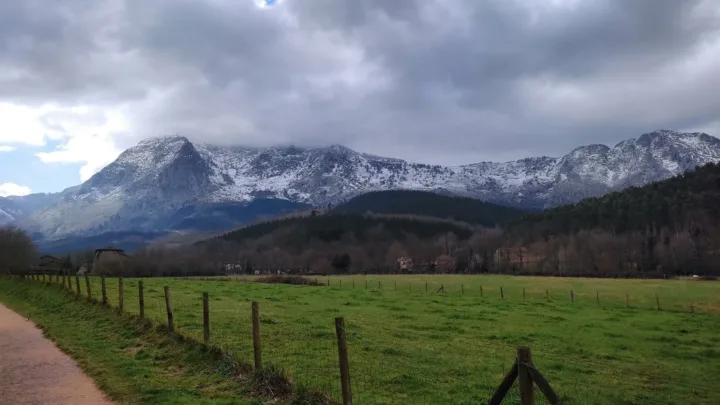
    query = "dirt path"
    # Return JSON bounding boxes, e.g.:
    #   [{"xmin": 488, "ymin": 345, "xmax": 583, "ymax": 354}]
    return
[{"xmin": 0, "ymin": 303, "xmax": 115, "ymax": 405}]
